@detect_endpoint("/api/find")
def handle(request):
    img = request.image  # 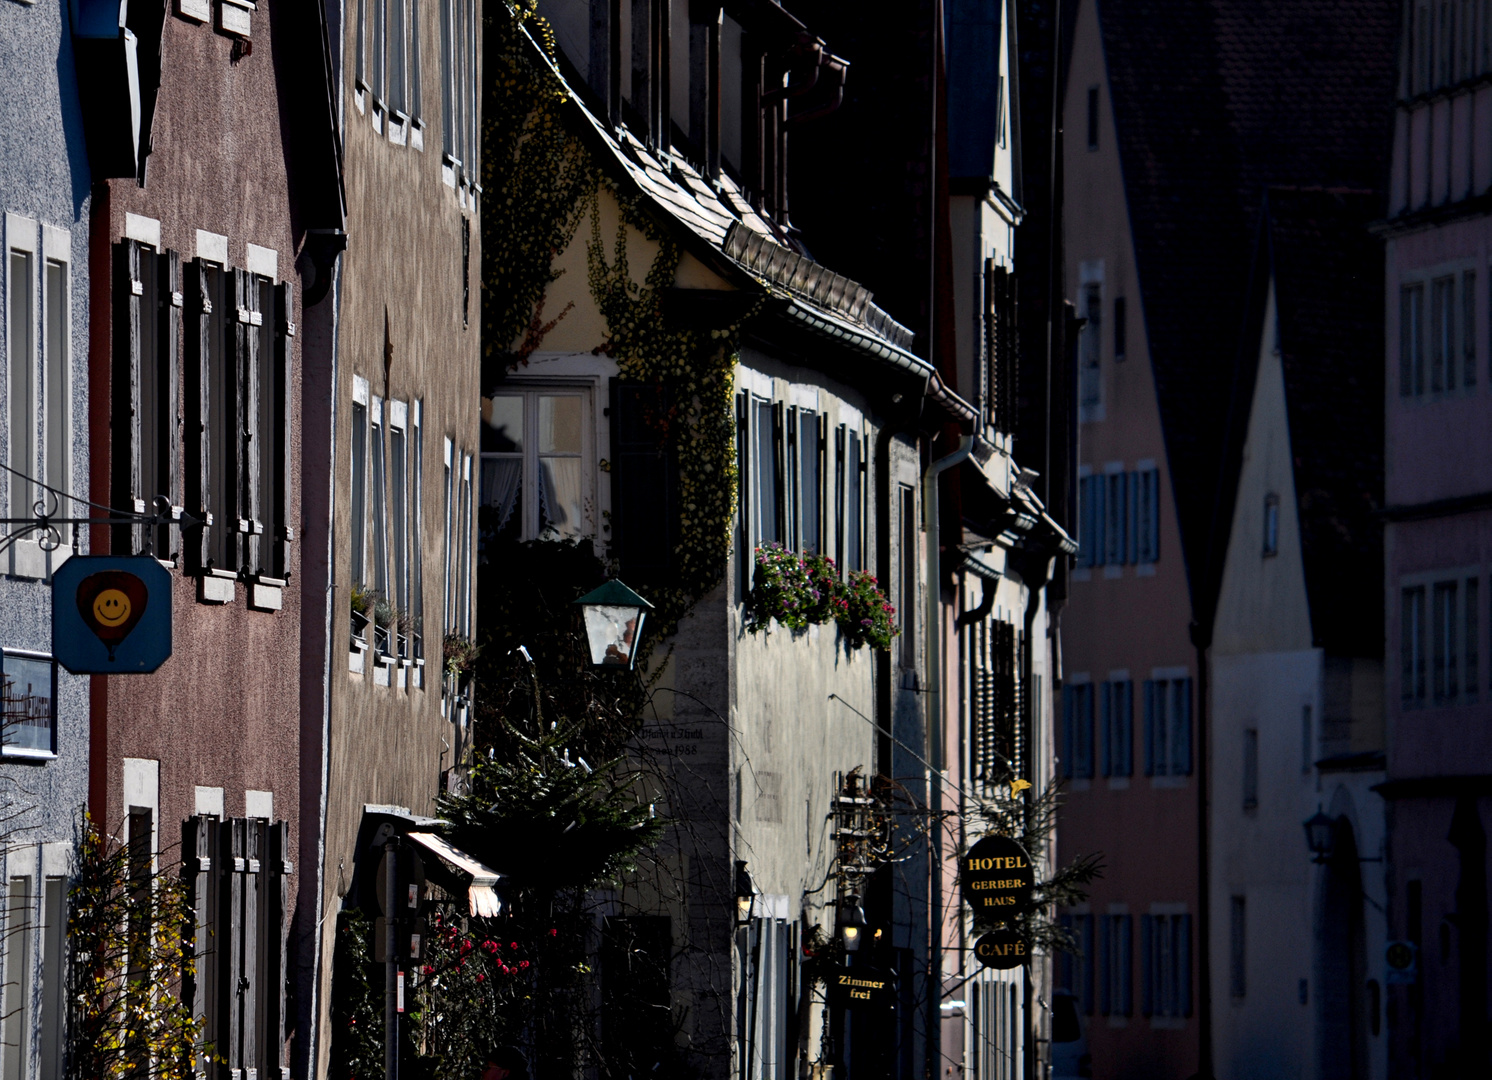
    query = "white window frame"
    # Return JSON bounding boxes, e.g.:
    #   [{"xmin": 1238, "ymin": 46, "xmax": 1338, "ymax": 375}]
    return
[
  {"xmin": 41, "ymin": 226, "xmax": 69, "ymax": 503},
  {"xmin": 0, "ymin": 648, "xmax": 58, "ymax": 760},
  {"xmin": 479, "ymin": 386, "xmax": 595, "ymax": 543},
  {"xmin": 6, "ymin": 214, "xmax": 38, "ymax": 523}
]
